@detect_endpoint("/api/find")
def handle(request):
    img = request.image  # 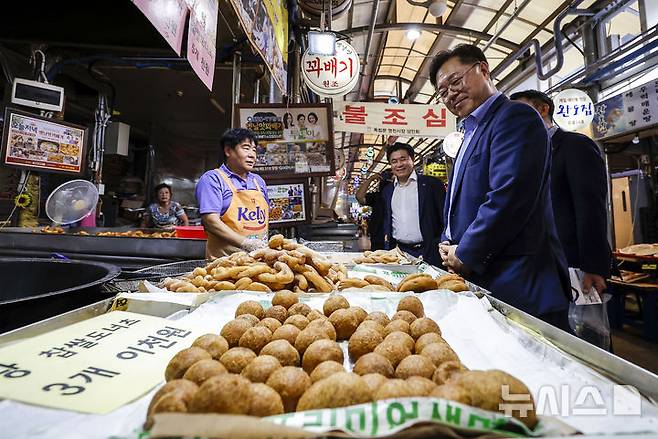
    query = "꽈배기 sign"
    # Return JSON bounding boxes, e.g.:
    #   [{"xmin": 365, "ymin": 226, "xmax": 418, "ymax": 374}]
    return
[
  {"xmin": 553, "ymin": 88, "xmax": 594, "ymax": 132},
  {"xmin": 302, "ymin": 40, "xmax": 360, "ymax": 98}
]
